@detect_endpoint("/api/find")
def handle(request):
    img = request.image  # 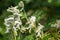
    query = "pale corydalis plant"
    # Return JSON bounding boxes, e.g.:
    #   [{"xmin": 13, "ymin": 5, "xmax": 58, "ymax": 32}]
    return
[
  {"xmin": 4, "ymin": 1, "xmax": 44, "ymax": 40},
  {"xmin": 4, "ymin": 1, "xmax": 23, "ymax": 40}
]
